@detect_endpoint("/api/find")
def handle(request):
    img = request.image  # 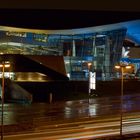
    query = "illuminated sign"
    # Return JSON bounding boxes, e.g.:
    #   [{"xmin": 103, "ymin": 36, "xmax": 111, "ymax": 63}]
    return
[
  {"xmin": 122, "ymin": 47, "xmax": 130, "ymax": 58},
  {"xmin": 6, "ymin": 31, "xmax": 27, "ymax": 37},
  {"xmin": 33, "ymin": 34, "xmax": 48, "ymax": 42},
  {"xmin": 89, "ymin": 72, "xmax": 96, "ymax": 93}
]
